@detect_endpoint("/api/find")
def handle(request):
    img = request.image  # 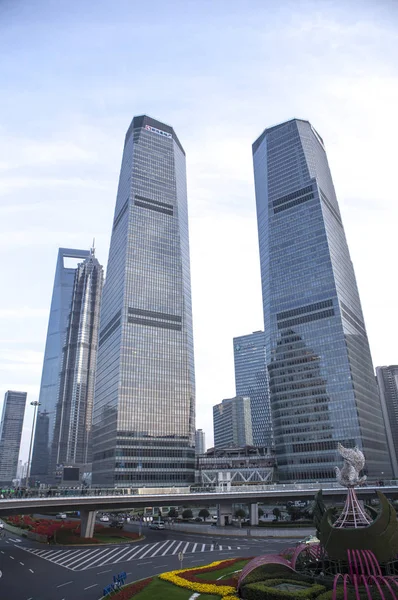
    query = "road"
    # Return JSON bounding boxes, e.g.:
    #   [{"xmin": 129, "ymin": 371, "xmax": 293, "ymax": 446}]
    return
[{"xmin": 0, "ymin": 525, "xmax": 299, "ymax": 600}]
